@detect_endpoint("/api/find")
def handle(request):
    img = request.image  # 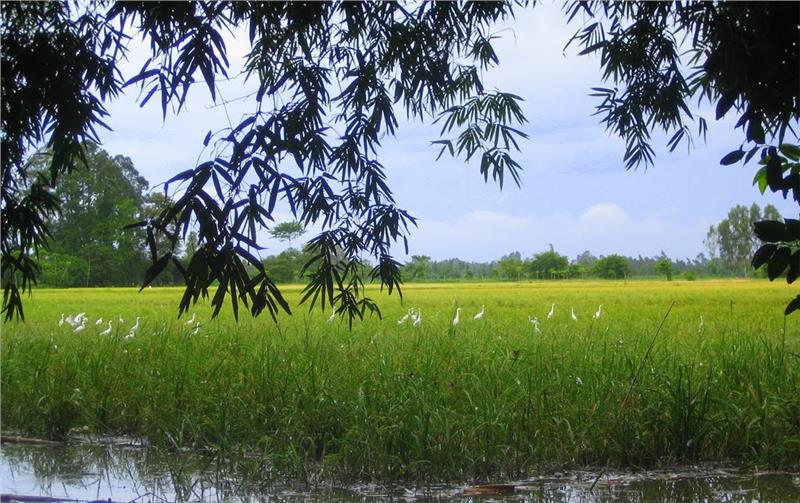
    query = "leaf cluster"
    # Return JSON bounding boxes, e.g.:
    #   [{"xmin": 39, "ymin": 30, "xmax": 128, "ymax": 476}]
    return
[
  {"xmin": 722, "ymin": 144, "xmax": 800, "ymax": 314},
  {"xmin": 566, "ymin": 2, "xmax": 799, "ymax": 169}
]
